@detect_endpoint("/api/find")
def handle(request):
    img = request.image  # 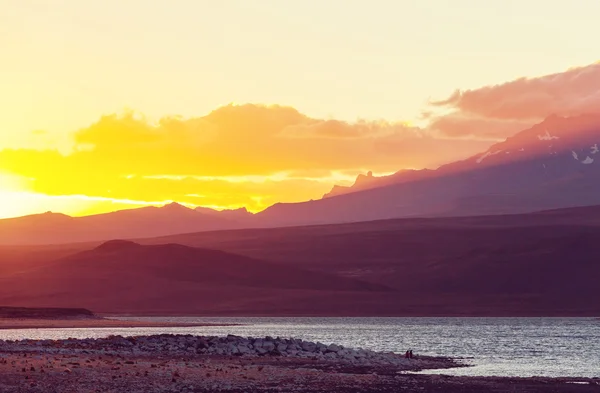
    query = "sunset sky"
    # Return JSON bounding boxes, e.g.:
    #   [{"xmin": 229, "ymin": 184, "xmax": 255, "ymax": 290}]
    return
[{"xmin": 2, "ymin": 0, "xmax": 600, "ymax": 219}]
